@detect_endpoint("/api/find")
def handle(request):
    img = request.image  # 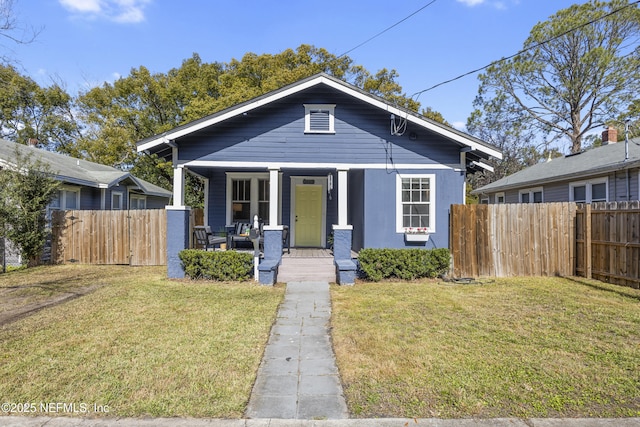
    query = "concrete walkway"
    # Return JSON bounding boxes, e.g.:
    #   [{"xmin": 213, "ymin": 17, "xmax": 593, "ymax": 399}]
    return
[{"xmin": 245, "ymin": 281, "xmax": 348, "ymax": 419}]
